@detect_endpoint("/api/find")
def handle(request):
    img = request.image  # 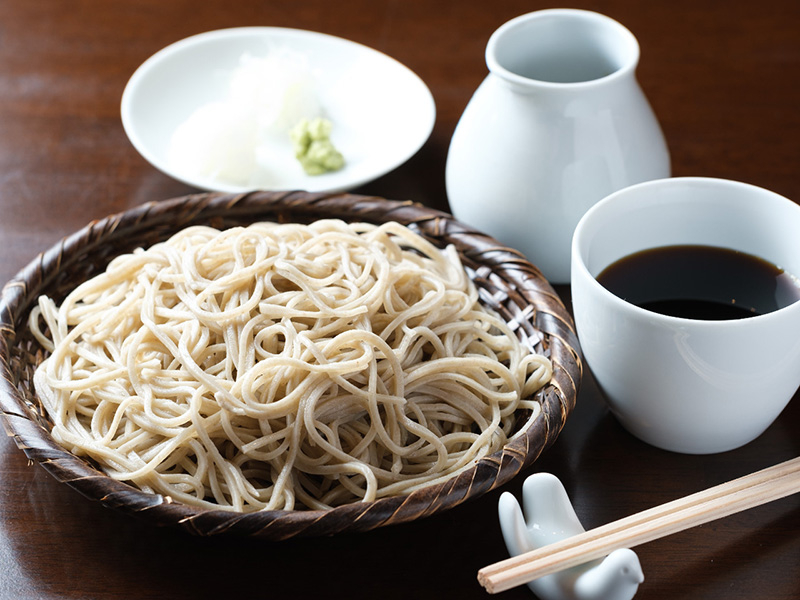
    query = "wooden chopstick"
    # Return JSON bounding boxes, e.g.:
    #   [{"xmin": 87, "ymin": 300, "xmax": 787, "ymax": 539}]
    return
[{"xmin": 478, "ymin": 456, "xmax": 800, "ymax": 594}]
